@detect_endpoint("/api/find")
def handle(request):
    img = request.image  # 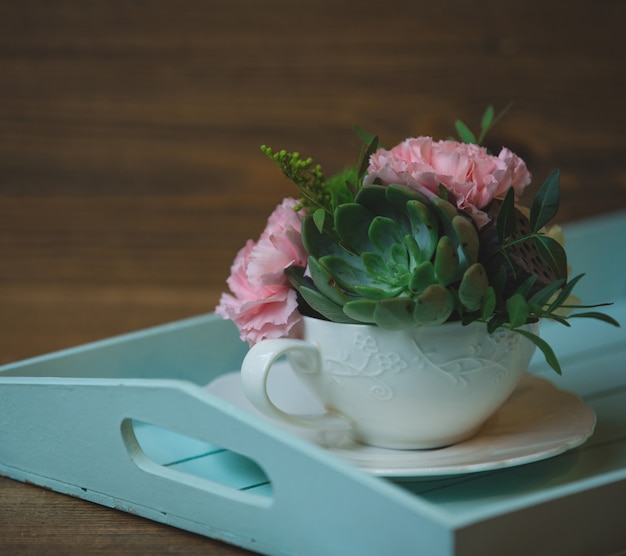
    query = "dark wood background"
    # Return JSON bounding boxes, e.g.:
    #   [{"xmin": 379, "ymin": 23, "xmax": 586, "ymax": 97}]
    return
[{"xmin": 1, "ymin": 1, "xmax": 625, "ymax": 554}]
